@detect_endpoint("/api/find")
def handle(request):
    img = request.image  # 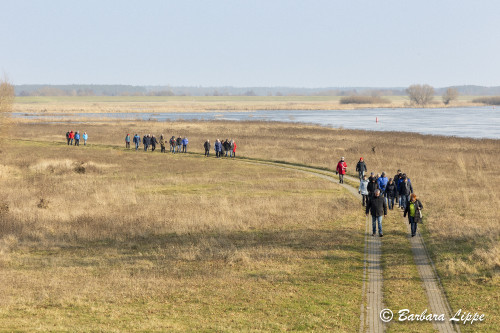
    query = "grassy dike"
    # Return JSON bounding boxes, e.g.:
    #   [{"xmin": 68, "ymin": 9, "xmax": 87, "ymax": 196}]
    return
[{"xmin": 0, "ymin": 140, "xmax": 365, "ymax": 331}]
